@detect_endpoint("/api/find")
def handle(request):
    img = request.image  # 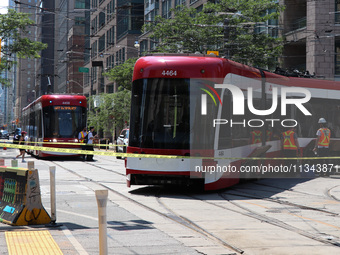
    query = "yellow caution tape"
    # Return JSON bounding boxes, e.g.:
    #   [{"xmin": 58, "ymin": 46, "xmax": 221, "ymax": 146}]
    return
[
  {"xmin": 0, "ymin": 139, "xmax": 125, "ymax": 147},
  {"xmin": 0, "ymin": 142, "xmax": 339, "ymax": 160}
]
